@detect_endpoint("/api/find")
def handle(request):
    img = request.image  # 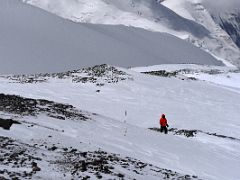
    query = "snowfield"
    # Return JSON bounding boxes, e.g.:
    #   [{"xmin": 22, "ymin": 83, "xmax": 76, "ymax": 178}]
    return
[
  {"xmin": 0, "ymin": 64, "xmax": 240, "ymax": 180},
  {"xmin": 132, "ymin": 64, "xmax": 240, "ymax": 89},
  {"xmin": 1, "ymin": 0, "xmax": 240, "ymax": 179}
]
